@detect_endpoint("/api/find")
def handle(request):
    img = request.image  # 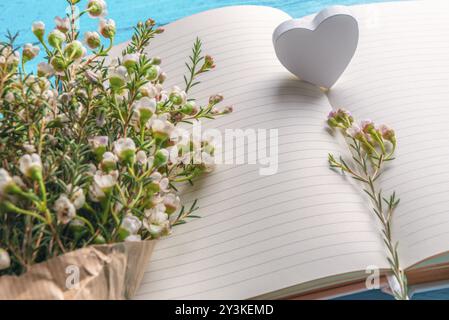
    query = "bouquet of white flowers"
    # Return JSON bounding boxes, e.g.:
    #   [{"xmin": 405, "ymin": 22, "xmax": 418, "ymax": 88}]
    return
[{"xmin": 0, "ymin": 0, "xmax": 230, "ymax": 299}]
